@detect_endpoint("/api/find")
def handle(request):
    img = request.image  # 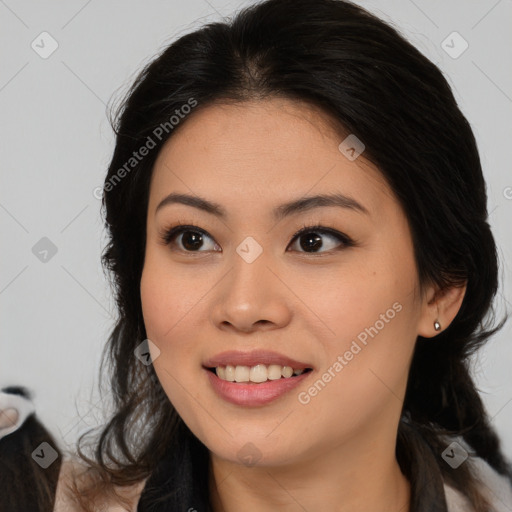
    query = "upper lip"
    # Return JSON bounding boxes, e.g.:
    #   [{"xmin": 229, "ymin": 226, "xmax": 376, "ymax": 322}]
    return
[{"xmin": 203, "ymin": 350, "xmax": 313, "ymax": 370}]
